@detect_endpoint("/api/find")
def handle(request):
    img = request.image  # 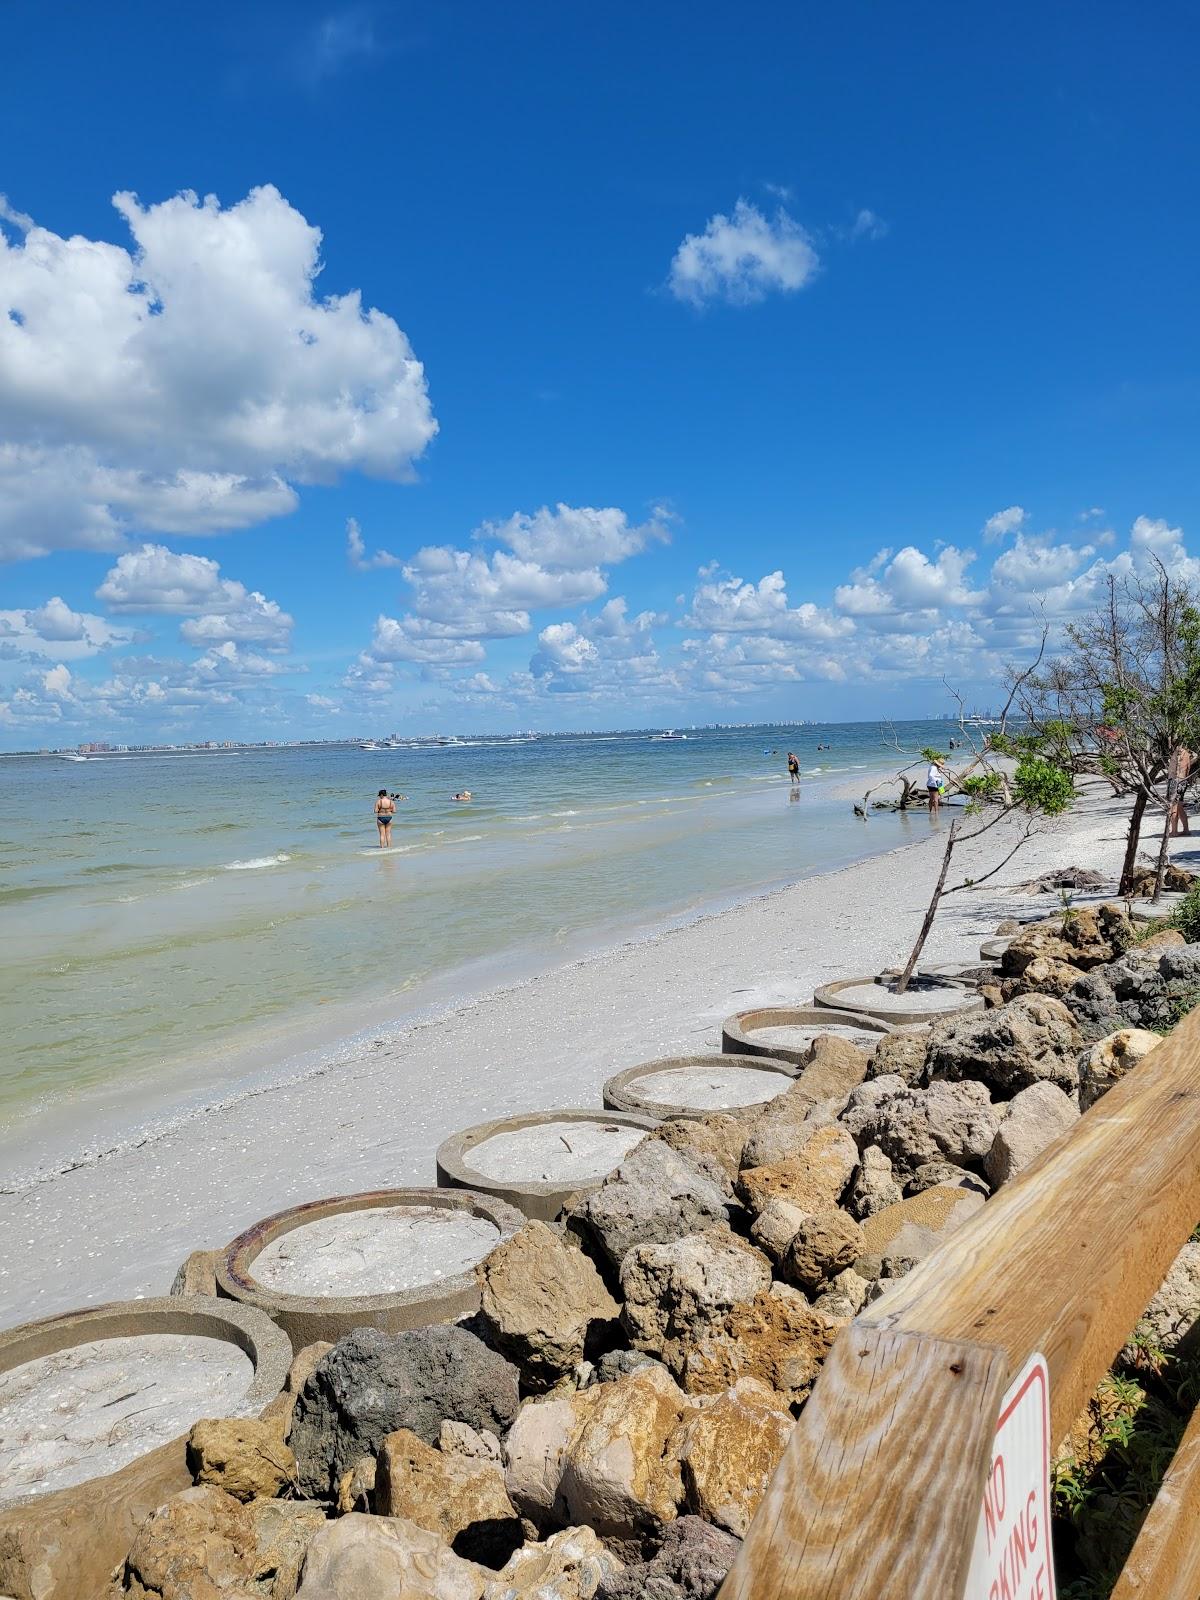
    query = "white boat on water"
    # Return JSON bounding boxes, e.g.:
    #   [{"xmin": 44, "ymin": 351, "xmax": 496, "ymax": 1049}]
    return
[
  {"xmin": 651, "ymin": 729, "xmax": 688, "ymax": 741},
  {"xmin": 58, "ymin": 752, "xmax": 90, "ymax": 762}
]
